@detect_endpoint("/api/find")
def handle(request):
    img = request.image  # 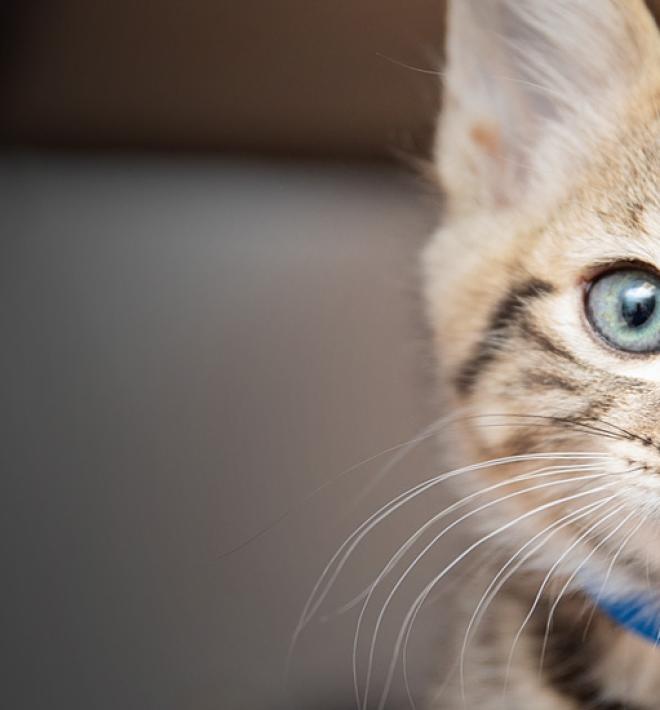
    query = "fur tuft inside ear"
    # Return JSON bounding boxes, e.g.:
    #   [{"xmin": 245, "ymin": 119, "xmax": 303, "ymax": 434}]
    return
[{"xmin": 438, "ymin": 0, "xmax": 659, "ymax": 214}]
